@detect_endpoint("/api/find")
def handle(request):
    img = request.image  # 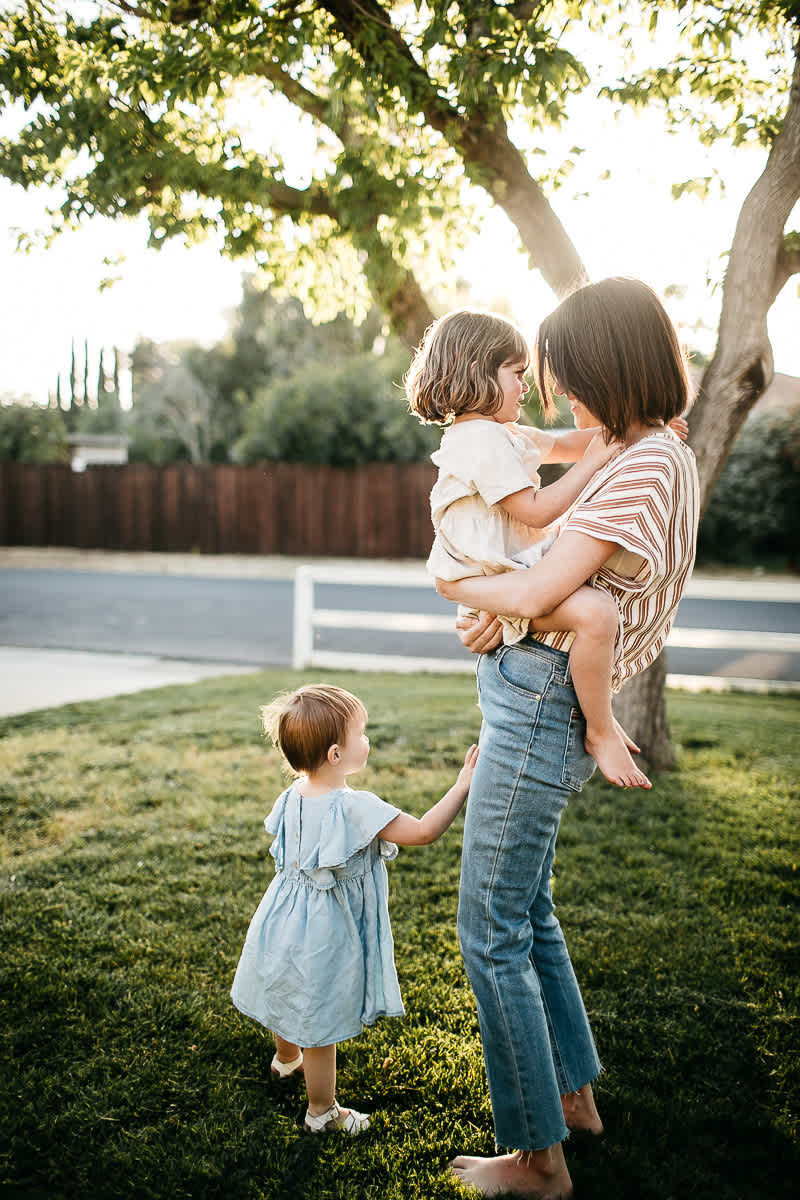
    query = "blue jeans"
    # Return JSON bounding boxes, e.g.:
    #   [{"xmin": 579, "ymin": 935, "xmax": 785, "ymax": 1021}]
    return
[{"xmin": 458, "ymin": 638, "xmax": 602, "ymax": 1152}]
